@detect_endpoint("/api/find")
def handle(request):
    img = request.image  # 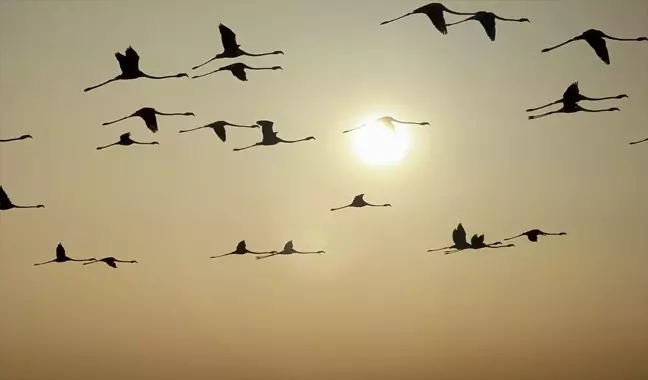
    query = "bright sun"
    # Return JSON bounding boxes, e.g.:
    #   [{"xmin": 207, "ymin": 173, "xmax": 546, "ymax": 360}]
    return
[{"xmin": 349, "ymin": 118, "xmax": 412, "ymax": 166}]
